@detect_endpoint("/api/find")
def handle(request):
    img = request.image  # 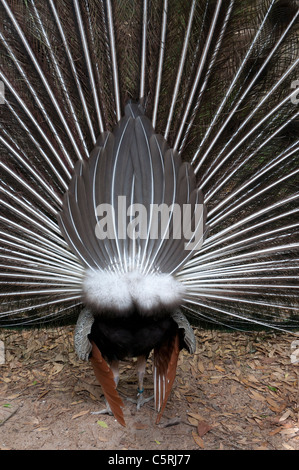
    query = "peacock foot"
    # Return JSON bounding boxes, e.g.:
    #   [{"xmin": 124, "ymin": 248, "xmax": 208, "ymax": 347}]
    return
[
  {"xmin": 137, "ymin": 391, "xmax": 154, "ymax": 410},
  {"xmin": 91, "ymin": 399, "xmax": 113, "ymax": 416},
  {"xmin": 127, "ymin": 389, "xmax": 154, "ymax": 410}
]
